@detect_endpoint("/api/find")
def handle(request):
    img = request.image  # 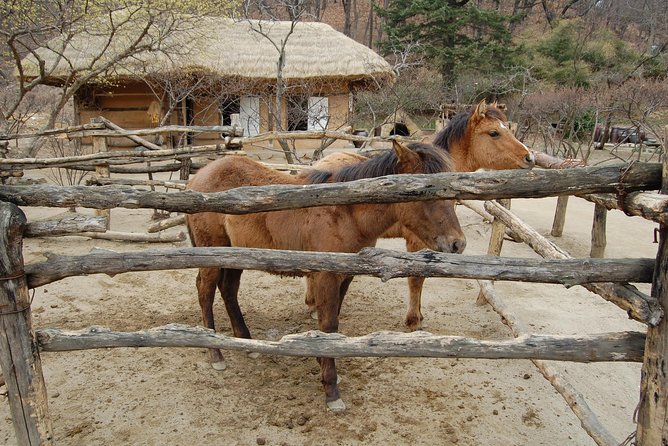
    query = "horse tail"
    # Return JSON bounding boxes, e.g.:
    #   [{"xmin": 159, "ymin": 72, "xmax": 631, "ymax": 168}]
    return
[{"xmin": 185, "ymin": 215, "xmax": 198, "ymax": 247}]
